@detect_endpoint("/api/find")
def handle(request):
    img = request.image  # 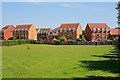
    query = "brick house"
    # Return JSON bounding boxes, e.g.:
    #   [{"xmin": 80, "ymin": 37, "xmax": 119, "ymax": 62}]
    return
[
  {"xmin": 36, "ymin": 28, "xmax": 52, "ymax": 40},
  {"xmin": 110, "ymin": 29, "xmax": 120, "ymax": 37},
  {"xmin": 85, "ymin": 23, "xmax": 110, "ymax": 41},
  {"xmin": 13, "ymin": 24, "xmax": 37, "ymax": 40},
  {"xmin": 49, "ymin": 27, "xmax": 59, "ymax": 40},
  {"xmin": 0, "ymin": 25, "xmax": 14, "ymax": 40},
  {"xmin": 58, "ymin": 23, "xmax": 82, "ymax": 40}
]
